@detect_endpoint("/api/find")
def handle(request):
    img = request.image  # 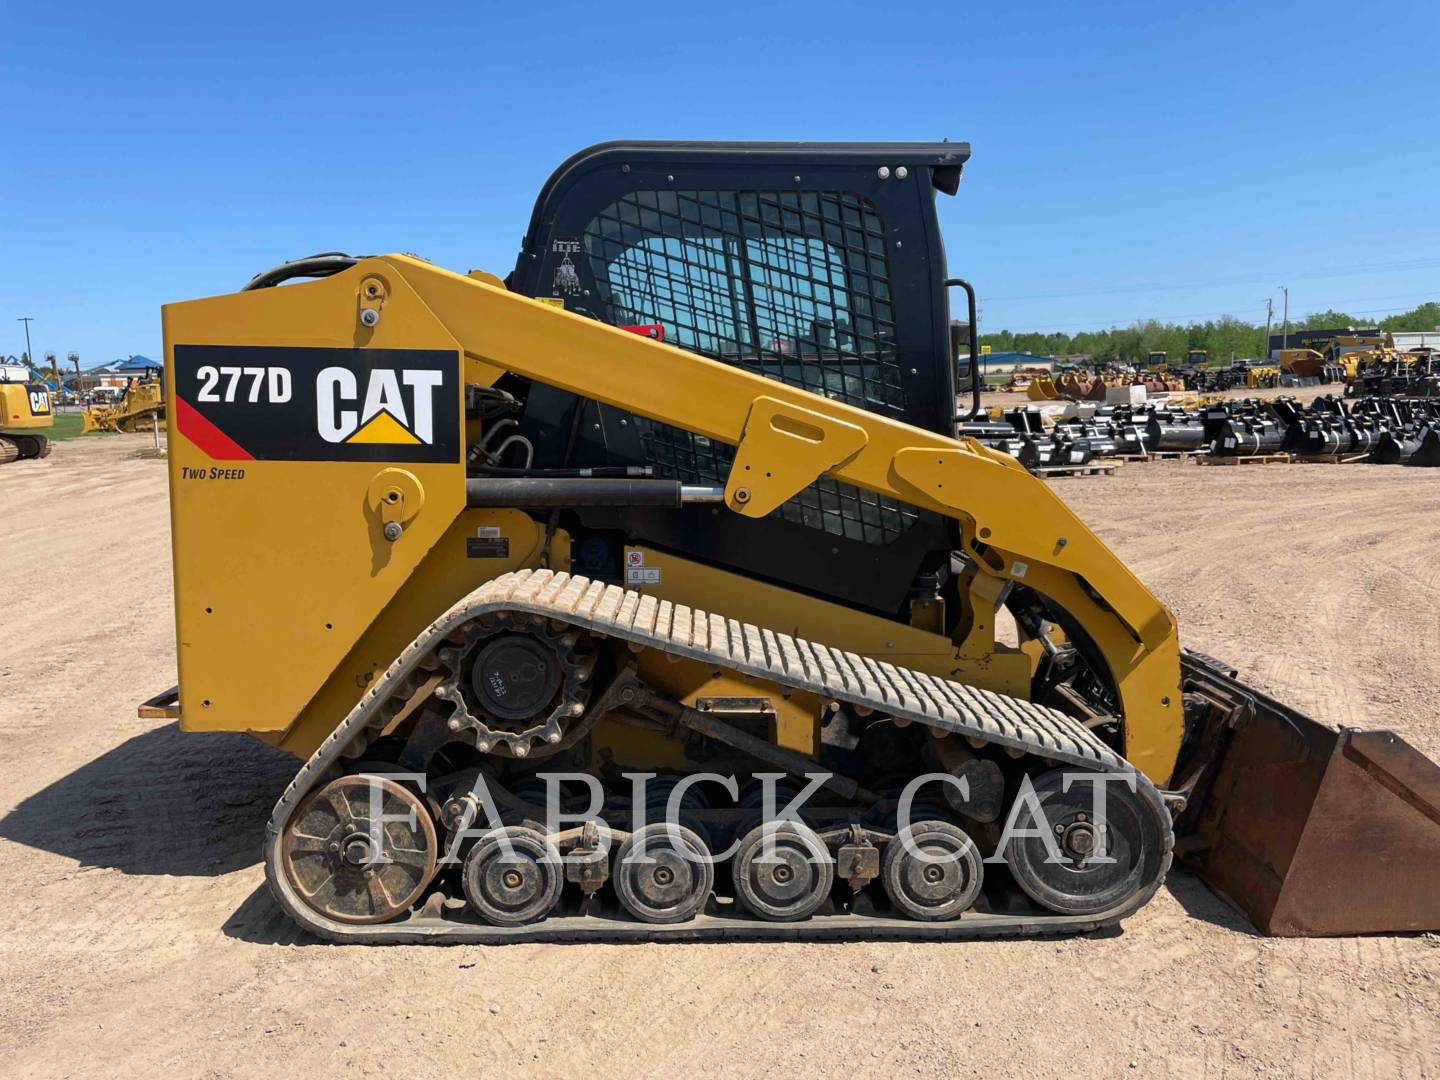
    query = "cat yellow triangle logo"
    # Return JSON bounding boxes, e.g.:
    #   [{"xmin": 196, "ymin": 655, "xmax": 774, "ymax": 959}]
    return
[{"xmin": 345, "ymin": 410, "xmax": 422, "ymax": 445}]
